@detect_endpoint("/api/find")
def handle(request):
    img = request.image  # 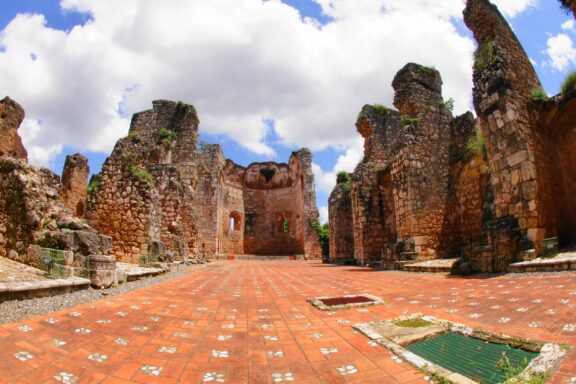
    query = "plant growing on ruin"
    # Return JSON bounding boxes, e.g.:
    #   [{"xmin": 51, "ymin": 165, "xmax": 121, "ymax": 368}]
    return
[
  {"xmin": 401, "ymin": 117, "xmax": 420, "ymax": 126},
  {"xmin": 443, "ymin": 97, "xmax": 455, "ymax": 112},
  {"xmin": 88, "ymin": 178, "xmax": 101, "ymax": 192},
  {"xmin": 466, "ymin": 131, "xmax": 487, "ymax": 158},
  {"xmin": 530, "ymin": 88, "xmax": 548, "ymax": 101},
  {"xmin": 130, "ymin": 165, "xmax": 153, "ymax": 184},
  {"xmin": 497, "ymin": 354, "xmax": 529, "ymax": 380},
  {"xmin": 418, "ymin": 65, "xmax": 435, "ymax": 75},
  {"xmin": 158, "ymin": 128, "xmax": 176, "ymax": 147},
  {"xmin": 127, "ymin": 131, "xmax": 141, "ymax": 143},
  {"xmin": 259, "ymin": 168, "xmax": 276, "ymax": 182},
  {"xmin": 561, "ymin": 70, "xmax": 576, "ymax": 95},
  {"xmin": 336, "ymin": 171, "xmax": 352, "ymax": 194},
  {"xmin": 475, "ymin": 40, "xmax": 496, "ymax": 72},
  {"xmin": 309, "ymin": 218, "xmax": 330, "ymax": 257},
  {"xmin": 356, "ymin": 110, "xmax": 365, "ymax": 122},
  {"xmin": 372, "ymin": 103, "xmax": 389, "ymax": 115}
]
